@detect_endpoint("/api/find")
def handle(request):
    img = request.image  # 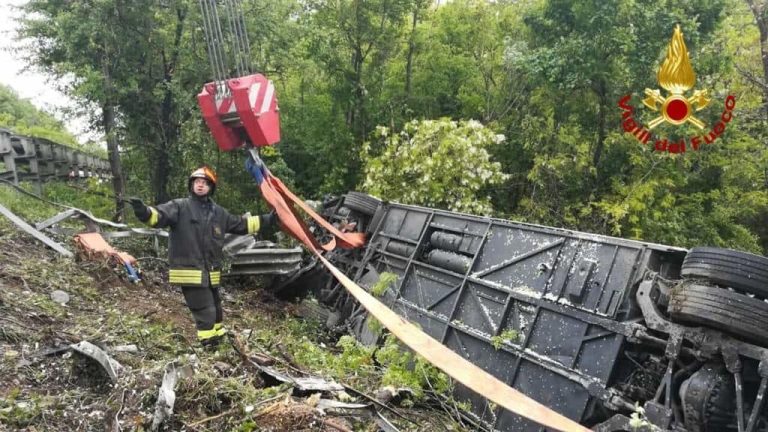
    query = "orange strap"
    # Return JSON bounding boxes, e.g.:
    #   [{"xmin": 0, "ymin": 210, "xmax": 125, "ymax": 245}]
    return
[
  {"xmin": 259, "ymin": 171, "xmax": 365, "ymax": 252},
  {"xmin": 74, "ymin": 232, "xmax": 137, "ymax": 266}
]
